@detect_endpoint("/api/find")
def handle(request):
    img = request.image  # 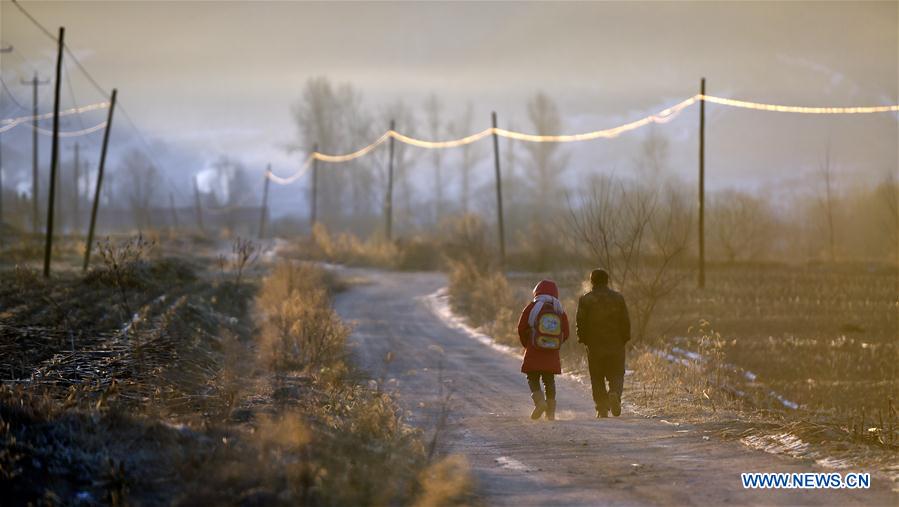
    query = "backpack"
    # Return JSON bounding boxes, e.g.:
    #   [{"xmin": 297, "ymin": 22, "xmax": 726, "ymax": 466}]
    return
[{"xmin": 530, "ymin": 304, "xmax": 563, "ymax": 350}]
